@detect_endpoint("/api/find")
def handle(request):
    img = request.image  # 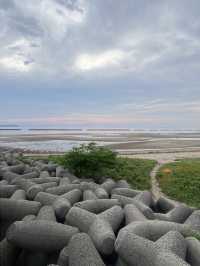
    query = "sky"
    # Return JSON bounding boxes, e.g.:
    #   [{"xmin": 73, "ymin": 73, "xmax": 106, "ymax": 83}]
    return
[{"xmin": 0, "ymin": 0, "xmax": 200, "ymax": 129}]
